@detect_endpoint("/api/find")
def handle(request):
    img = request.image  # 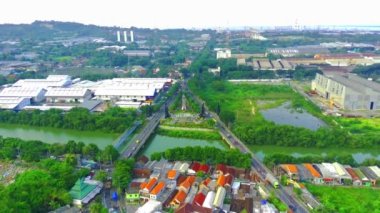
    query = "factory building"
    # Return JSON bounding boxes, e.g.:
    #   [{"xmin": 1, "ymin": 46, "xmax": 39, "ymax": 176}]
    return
[
  {"xmin": 13, "ymin": 75, "xmax": 72, "ymax": 88},
  {"xmin": 0, "ymin": 97, "xmax": 31, "ymax": 110},
  {"xmin": 45, "ymin": 88, "xmax": 92, "ymax": 103},
  {"xmin": 0, "ymin": 87, "xmax": 46, "ymax": 103},
  {"xmin": 312, "ymin": 73, "xmax": 380, "ymax": 110}
]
